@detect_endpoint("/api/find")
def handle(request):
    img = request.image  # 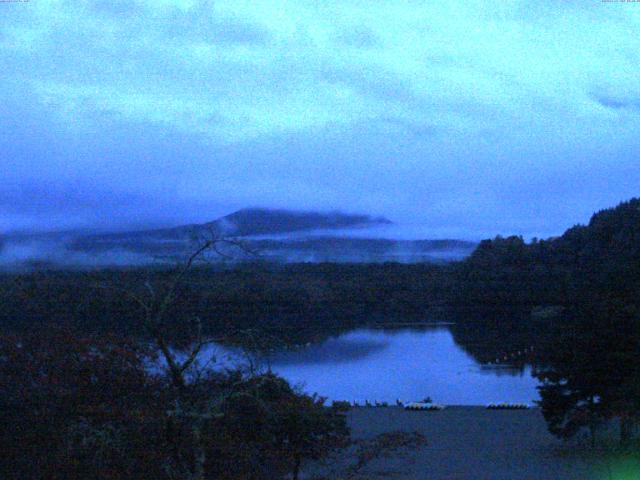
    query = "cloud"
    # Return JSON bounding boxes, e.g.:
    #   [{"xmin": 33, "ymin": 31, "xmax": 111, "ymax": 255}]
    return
[
  {"xmin": 1, "ymin": 0, "xmax": 639, "ymax": 236},
  {"xmin": 335, "ymin": 26, "xmax": 379, "ymax": 49},
  {"xmin": 591, "ymin": 91, "xmax": 640, "ymax": 111}
]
